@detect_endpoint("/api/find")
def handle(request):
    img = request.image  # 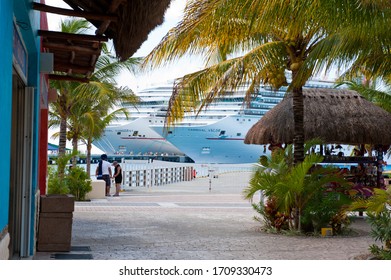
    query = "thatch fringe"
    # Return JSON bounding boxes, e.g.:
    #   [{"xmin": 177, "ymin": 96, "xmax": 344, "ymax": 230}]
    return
[
  {"xmin": 244, "ymin": 88, "xmax": 391, "ymax": 145},
  {"xmin": 65, "ymin": 0, "xmax": 172, "ymax": 61}
]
